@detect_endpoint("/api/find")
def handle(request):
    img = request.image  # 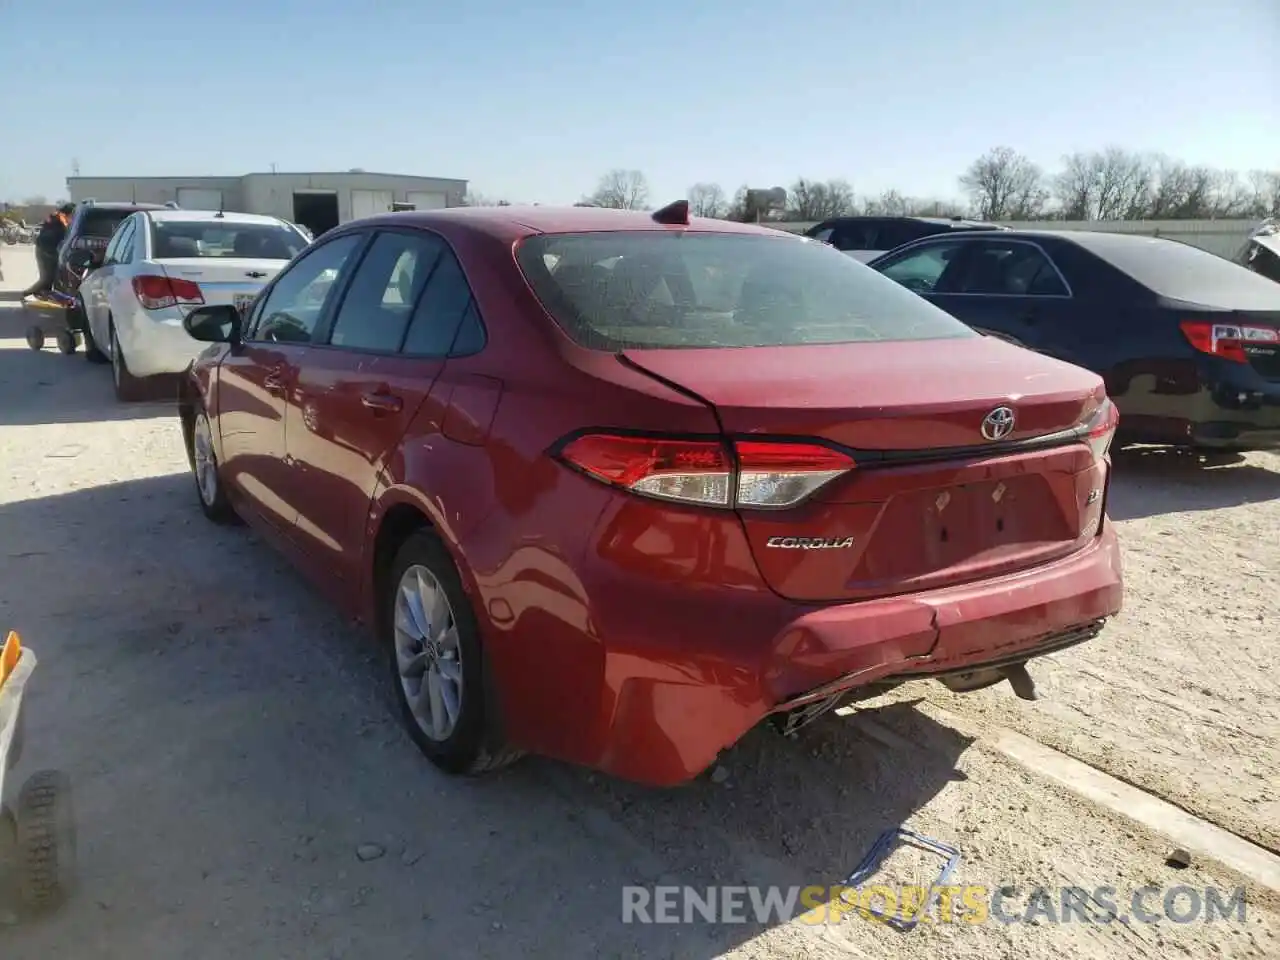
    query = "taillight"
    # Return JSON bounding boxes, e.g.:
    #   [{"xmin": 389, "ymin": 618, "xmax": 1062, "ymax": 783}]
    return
[
  {"xmin": 1084, "ymin": 399, "xmax": 1119, "ymax": 460},
  {"xmin": 1180, "ymin": 320, "xmax": 1278, "ymax": 364},
  {"xmin": 132, "ymin": 274, "xmax": 204, "ymax": 311},
  {"xmin": 555, "ymin": 433, "xmax": 855, "ymax": 509}
]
